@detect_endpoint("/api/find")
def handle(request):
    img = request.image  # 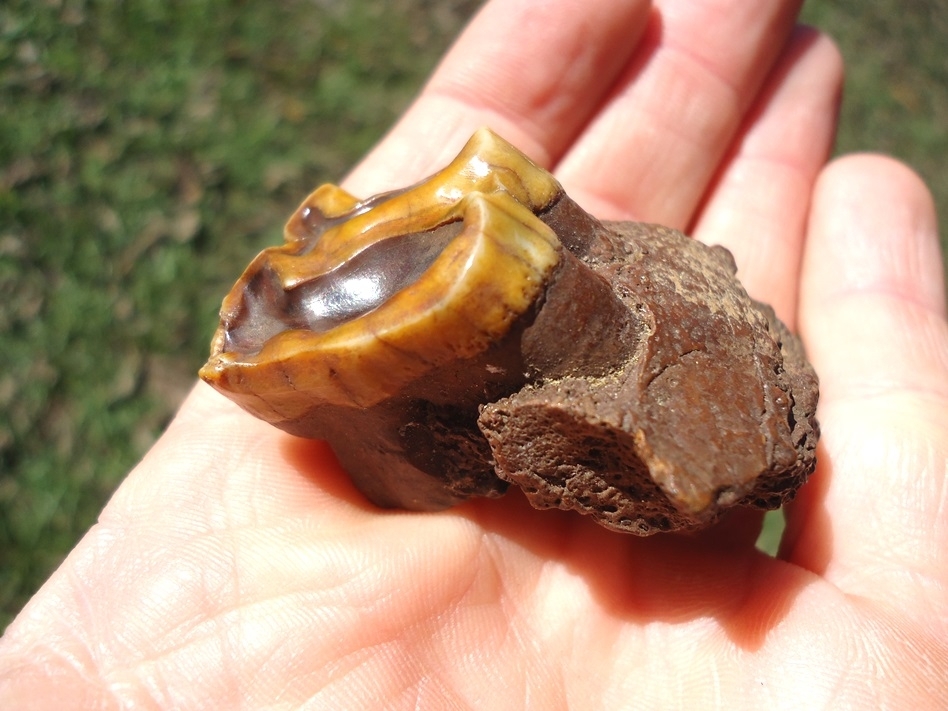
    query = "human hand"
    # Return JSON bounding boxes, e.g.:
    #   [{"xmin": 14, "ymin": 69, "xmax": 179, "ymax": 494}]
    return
[{"xmin": 3, "ymin": 0, "xmax": 946, "ymax": 707}]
